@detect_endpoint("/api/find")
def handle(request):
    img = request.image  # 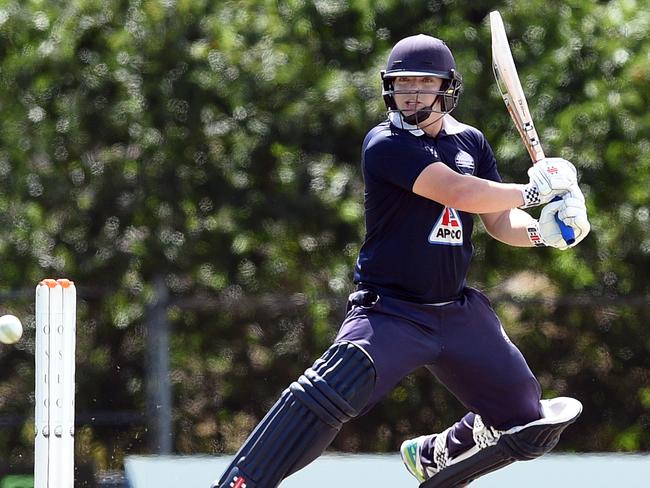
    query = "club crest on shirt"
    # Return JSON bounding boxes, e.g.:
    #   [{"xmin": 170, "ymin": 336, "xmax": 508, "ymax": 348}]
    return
[
  {"xmin": 425, "ymin": 144, "xmax": 438, "ymax": 158},
  {"xmin": 428, "ymin": 207, "xmax": 464, "ymax": 246},
  {"xmin": 454, "ymin": 150, "xmax": 475, "ymax": 175}
]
